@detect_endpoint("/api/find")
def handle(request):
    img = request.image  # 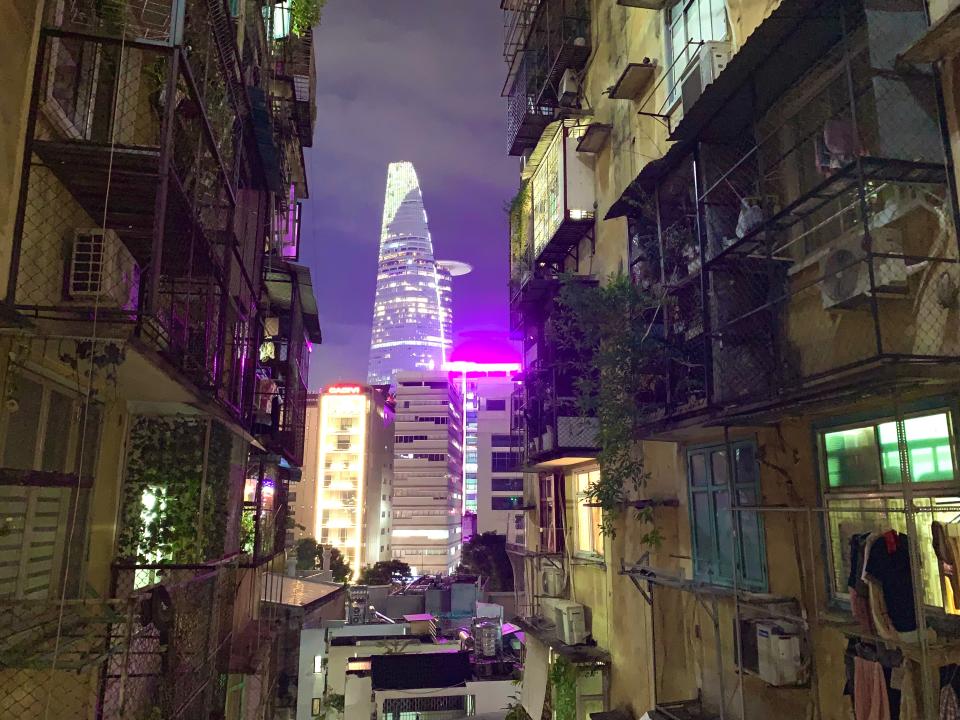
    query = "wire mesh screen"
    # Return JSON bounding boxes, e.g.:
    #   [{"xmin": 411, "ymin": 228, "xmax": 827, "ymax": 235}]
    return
[
  {"xmin": 0, "ymin": 563, "xmax": 236, "ymax": 719},
  {"xmin": 639, "ymin": 0, "xmax": 960, "ymax": 417},
  {"xmin": 13, "ymin": 23, "xmax": 257, "ymax": 421}
]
